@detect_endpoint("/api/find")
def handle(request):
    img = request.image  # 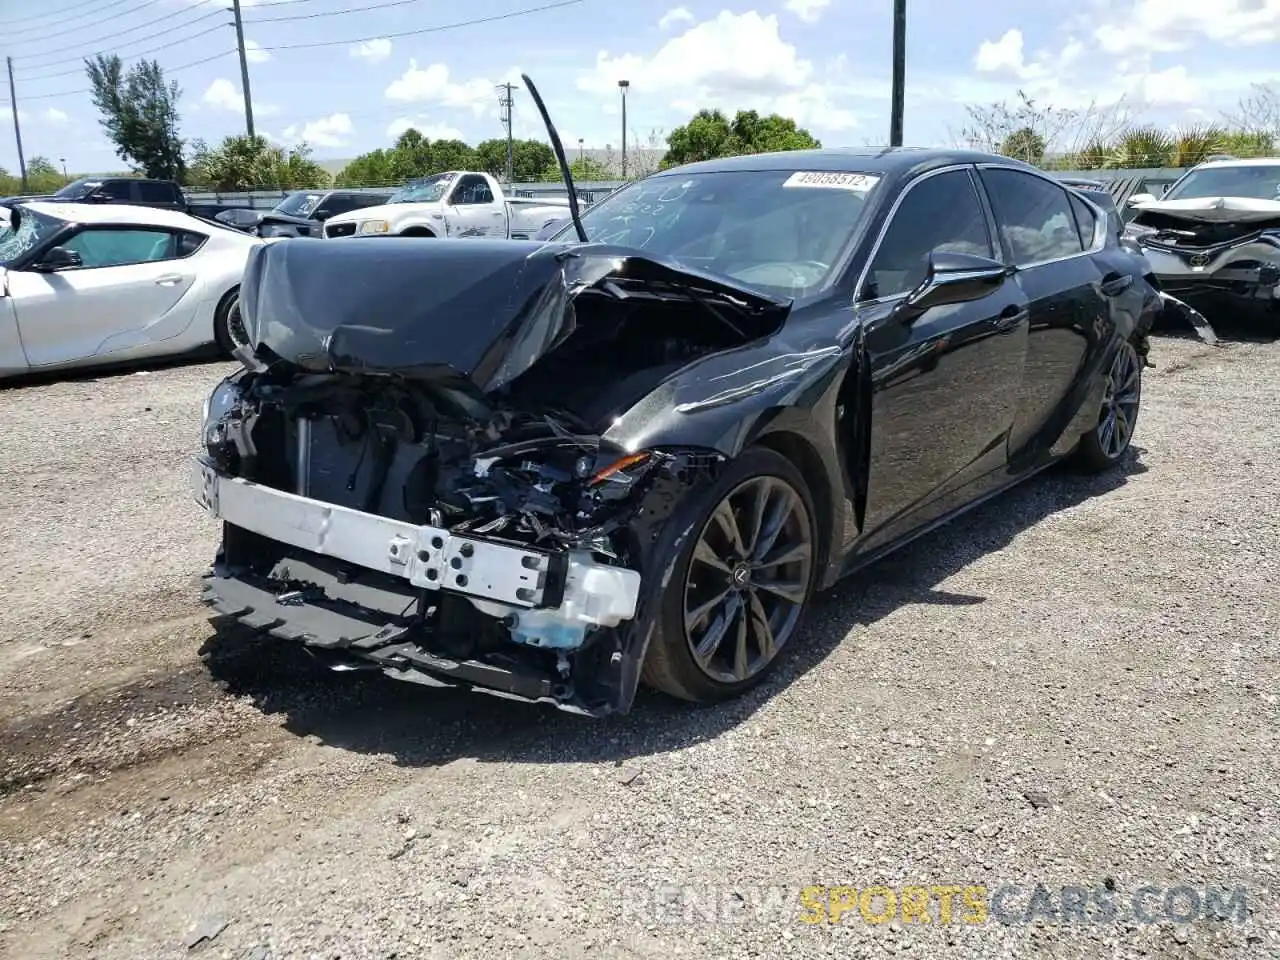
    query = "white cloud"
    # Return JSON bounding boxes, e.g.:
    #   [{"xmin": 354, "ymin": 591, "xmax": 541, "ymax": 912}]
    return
[
  {"xmin": 351, "ymin": 38, "xmax": 392, "ymax": 63},
  {"xmin": 0, "ymin": 106, "xmax": 25, "ymax": 123},
  {"xmin": 282, "ymin": 113, "xmax": 354, "ymax": 148},
  {"xmin": 202, "ymin": 78, "xmax": 242, "ymax": 112},
  {"xmin": 385, "ymin": 60, "xmax": 518, "ymax": 116},
  {"xmin": 657, "ymin": 7, "xmax": 694, "ymax": 30},
  {"xmin": 1124, "ymin": 65, "xmax": 1201, "ymax": 105},
  {"xmin": 244, "ymin": 40, "xmax": 270, "ymax": 64},
  {"xmin": 201, "ymin": 78, "xmax": 279, "ymax": 117},
  {"xmin": 1095, "ymin": 0, "xmax": 1280, "ymax": 55},
  {"xmin": 576, "ymin": 11, "xmax": 862, "ymax": 130},
  {"xmin": 784, "ymin": 0, "xmax": 831, "ymax": 23},
  {"xmin": 385, "ymin": 117, "xmax": 468, "ymax": 140},
  {"xmin": 975, "ymin": 29, "xmax": 1025, "ymax": 74},
  {"xmin": 44, "ymin": 108, "xmax": 69, "ymax": 123}
]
